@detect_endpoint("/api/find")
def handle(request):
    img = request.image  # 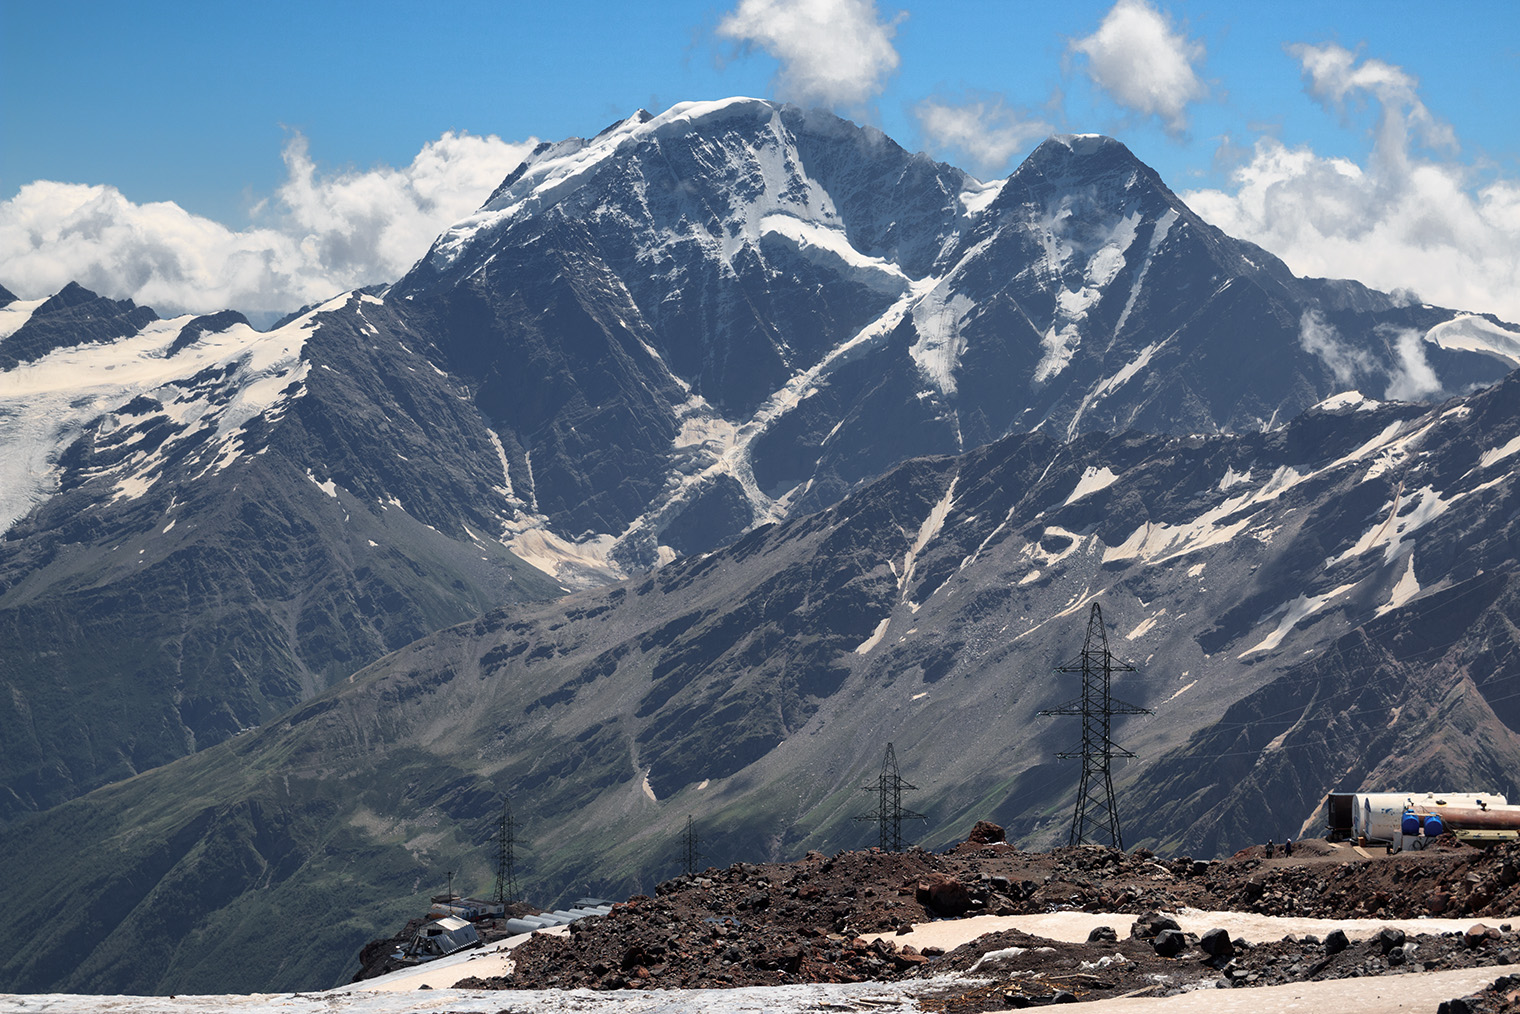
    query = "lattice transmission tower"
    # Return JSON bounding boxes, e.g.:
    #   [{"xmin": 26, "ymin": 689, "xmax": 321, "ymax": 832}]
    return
[
  {"xmin": 1038, "ymin": 602, "xmax": 1151, "ymax": 848},
  {"xmin": 493, "ymin": 796, "xmax": 520, "ymax": 905},
  {"xmin": 680, "ymin": 815, "xmax": 704, "ymax": 875},
  {"xmin": 853, "ymin": 742, "xmax": 926, "ymax": 851}
]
